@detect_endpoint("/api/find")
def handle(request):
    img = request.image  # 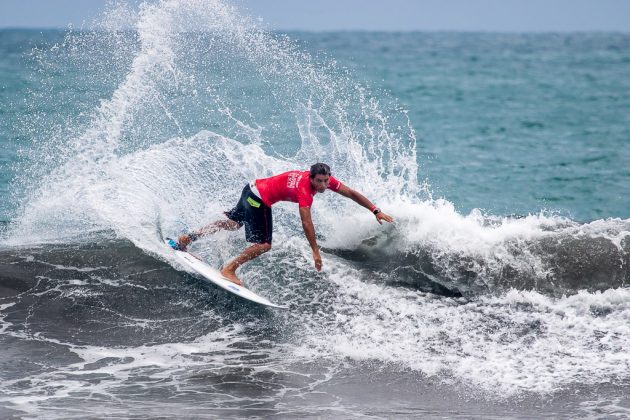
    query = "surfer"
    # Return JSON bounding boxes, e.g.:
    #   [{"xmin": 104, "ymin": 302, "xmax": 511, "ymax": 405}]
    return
[{"xmin": 175, "ymin": 163, "xmax": 394, "ymax": 285}]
